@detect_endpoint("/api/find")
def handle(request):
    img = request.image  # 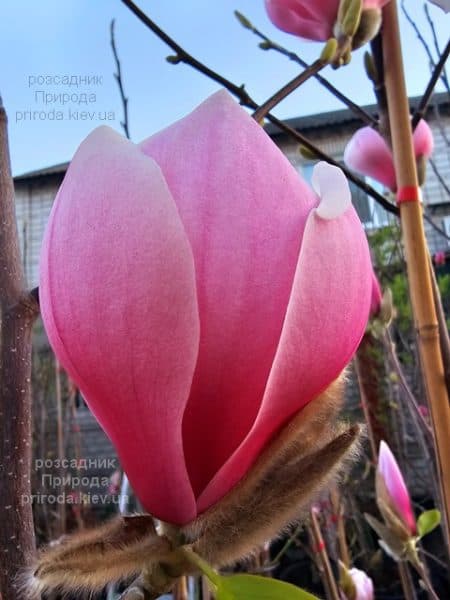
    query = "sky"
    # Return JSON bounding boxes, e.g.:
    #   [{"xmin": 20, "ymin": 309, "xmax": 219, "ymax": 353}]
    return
[{"xmin": 0, "ymin": 0, "xmax": 448, "ymax": 176}]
